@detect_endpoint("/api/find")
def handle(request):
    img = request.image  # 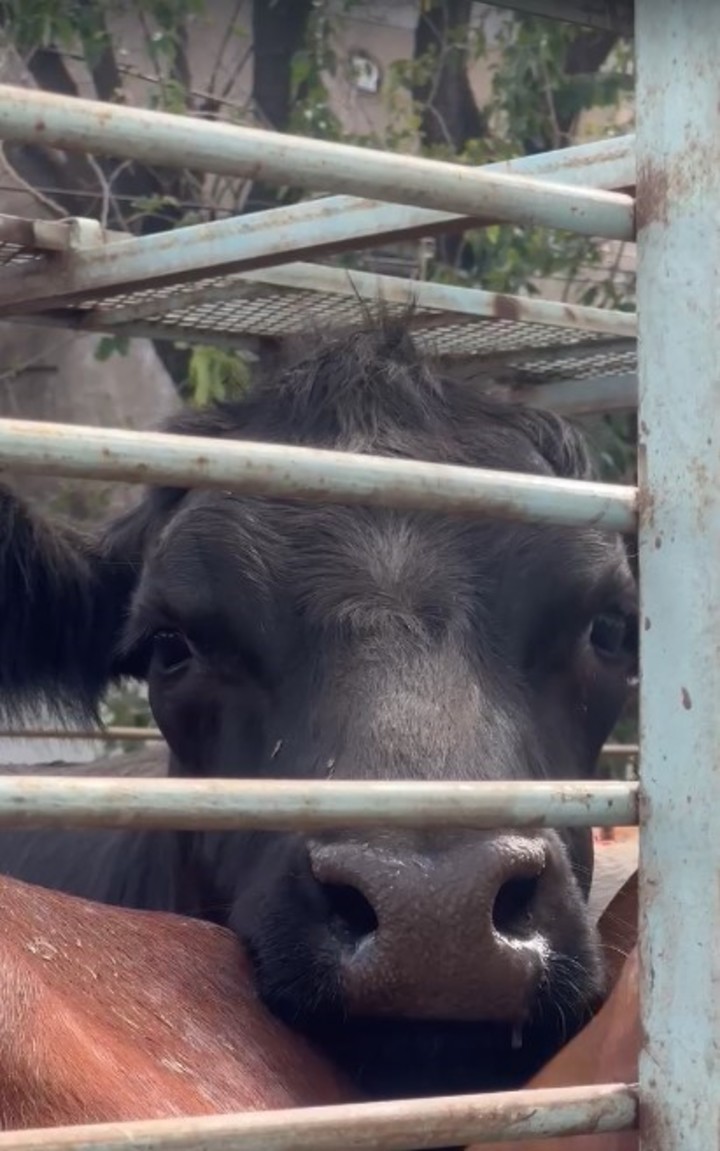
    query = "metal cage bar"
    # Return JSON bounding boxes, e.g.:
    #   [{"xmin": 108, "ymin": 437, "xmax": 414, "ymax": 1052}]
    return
[
  {"xmin": 0, "ymin": 777, "xmax": 637, "ymax": 832},
  {"xmin": 0, "ymin": 417, "xmax": 637, "ymax": 533},
  {"xmin": 0, "ymin": 86, "xmax": 634, "ymax": 242},
  {"xmin": 635, "ymin": 4, "xmax": 720, "ymax": 1151},
  {"xmin": 0, "ymin": 729, "xmax": 641, "ymax": 760},
  {"xmin": 0, "ymin": 128, "xmax": 636, "ymax": 317},
  {"xmin": 0, "ymin": 1083, "xmax": 637, "ymax": 1151}
]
